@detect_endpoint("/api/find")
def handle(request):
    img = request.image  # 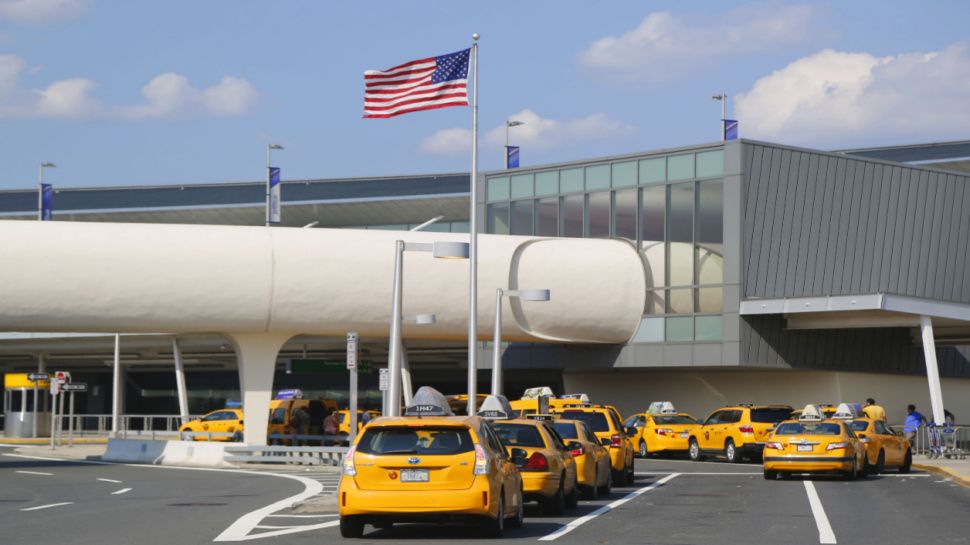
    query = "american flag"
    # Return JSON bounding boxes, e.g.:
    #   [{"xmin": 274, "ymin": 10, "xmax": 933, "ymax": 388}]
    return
[{"xmin": 364, "ymin": 49, "xmax": 470, "ymax": 119}]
